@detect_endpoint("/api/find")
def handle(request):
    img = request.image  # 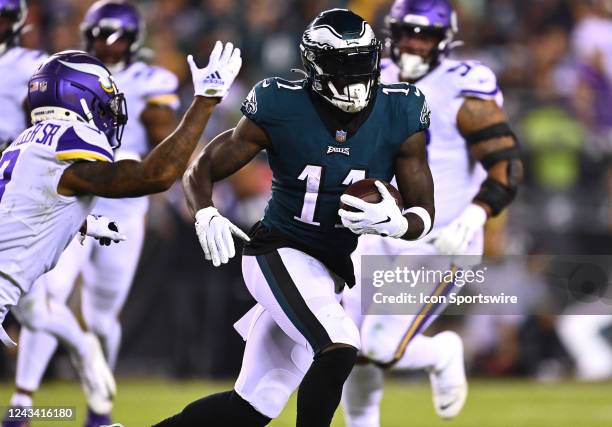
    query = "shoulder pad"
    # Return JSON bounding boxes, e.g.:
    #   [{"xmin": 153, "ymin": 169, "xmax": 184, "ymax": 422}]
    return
[
  {"xmin": 380, "ymin": 58, "xmax": 395, "ymax": 70},
  {"xmin": 16, "ymin": 48, "xmax": 48, "ymax": 75},
  {"xmin": 55, "ymin": 123, "xmax": 114, "ymax": 163},
  {"xmin": 380, "ymin": 82, "xmax": 430, "ymax": 137},
  {"xmin": 139, "ymin": 65, "xmax": 180, "ymax": 109},
  {"xmin": 446, "ymin": 61, "xmax": 500, "ymax": 100},
  {"xmin": 267, "ymin": 77, "xmax": 304, "ymax": 90},
  {"xmin": 380, "ymin": 82, "xmax": 424, "ymax": 97},
  {"xmin": 380, "ymin": 58, "xmax": 400, "ymax": 84}
]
